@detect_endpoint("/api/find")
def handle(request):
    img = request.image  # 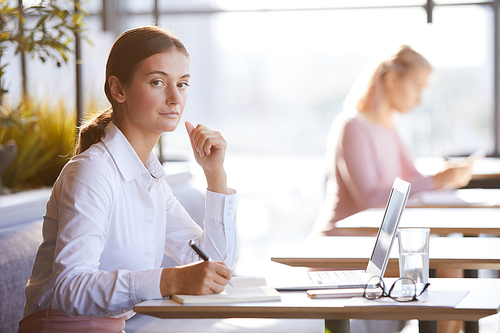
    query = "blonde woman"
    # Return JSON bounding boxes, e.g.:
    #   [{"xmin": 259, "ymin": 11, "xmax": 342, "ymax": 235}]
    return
[
  {"xmin": 314, "ymin": 45, "xmax": 466, "ymax": 333},
  {"xmin": 316, "ymin": 45, "xmax": 472, "ymax": 236}
]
